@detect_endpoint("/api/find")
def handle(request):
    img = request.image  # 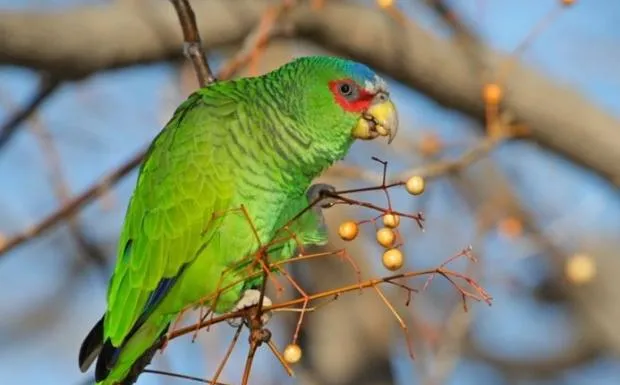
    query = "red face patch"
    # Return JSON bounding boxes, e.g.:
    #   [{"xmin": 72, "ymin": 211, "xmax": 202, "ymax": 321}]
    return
[{"xmin": 328, "ymin": 79, "xmax": 374, "ymax": 113}]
